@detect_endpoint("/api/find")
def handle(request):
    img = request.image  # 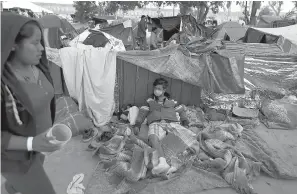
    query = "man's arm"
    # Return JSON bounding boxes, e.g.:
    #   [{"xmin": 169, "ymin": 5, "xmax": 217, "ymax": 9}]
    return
[
  {"xmin": 134, "ymin": 106, "xmax": 149, "ymax": 128},
  {"xmin": 175, "ymin": 103, "xmax": 190, "ymax": 127}
]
